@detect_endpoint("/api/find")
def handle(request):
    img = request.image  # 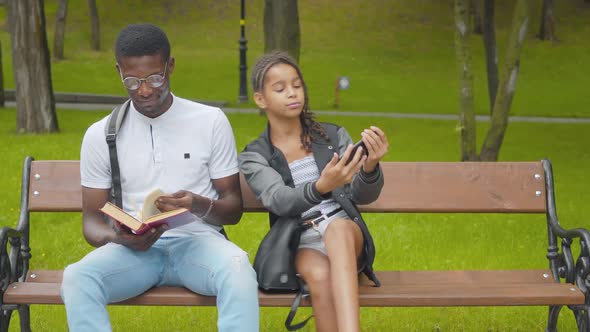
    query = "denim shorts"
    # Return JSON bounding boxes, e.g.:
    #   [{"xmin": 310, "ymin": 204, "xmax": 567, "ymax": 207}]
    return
[{"xmin": 298, "ymin": 209, "xmax": 350, "ymax": 255}]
